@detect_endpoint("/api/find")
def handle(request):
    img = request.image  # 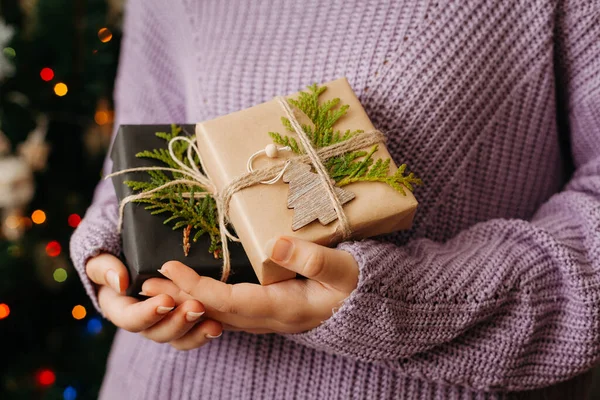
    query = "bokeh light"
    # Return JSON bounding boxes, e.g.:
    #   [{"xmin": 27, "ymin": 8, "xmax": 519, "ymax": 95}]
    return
[
  {"xmin": 46, "ymin": 241, "xmax": 61, "ymax": 257},
  {"xmin": 37, "ymin": 369, "xmax": 56, "ymax": 386},
  {"xmin": 72, "ymin": 305, "xmax": 86, "ymax": 320},
  {"xmin": 87, "ymin": 317, "xmax": 102, "ymax": 334},
  {"xmin": 68, "ymin": 214, "xmax": 81, "ymax": 228},
  {"xmin": 53, "ymin": 268, "xmax": 68, "ymax": 283},
  {"xmin": 20, "ymin": 216, "xmax": 32, "ymax": 229},
  {"xmin": 98, "ymin": 28, "xmax": 112, "ymax": 43},
  {"xmin": 0, "ymin": 304, "xmax": 10, "ymax": 319},
  {"xmin": 2, "ymin": 47, "xmax": 16, "ymax": 58},
  {"xmin": 40, "ymin": 68, "xmax": 54, "ymax": 81},
  {"xmin": 54, "ymin": 82, "xmax": 68, "ymax": 97},
  {"xmin": 7, "ymin": 245, "xmax": 22, "ymax": 257},
  {"xmin": 63, "ymin": 386, "xmax": 77, "ymax": 400},
  {"xmin": 31, "ymin": 210, "xmax": 46, "ymax": 224},
  {"xmin": 5, "ymin": 215, "xmax": 21, "ymax": 229},
  {"xmin": 94, "ymin": 111, "xmax": 109, "ymax": 125}
]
